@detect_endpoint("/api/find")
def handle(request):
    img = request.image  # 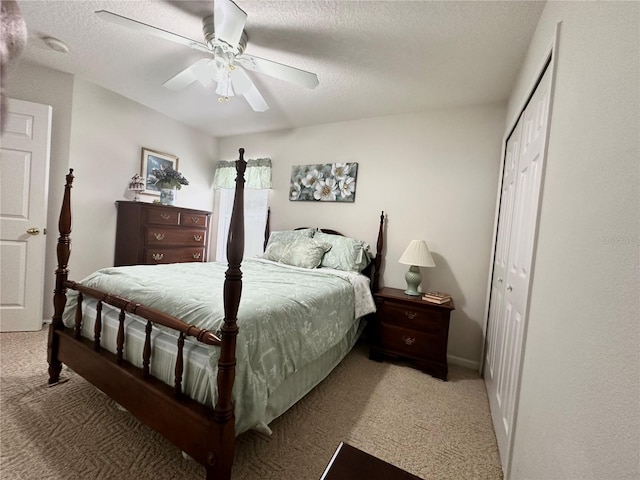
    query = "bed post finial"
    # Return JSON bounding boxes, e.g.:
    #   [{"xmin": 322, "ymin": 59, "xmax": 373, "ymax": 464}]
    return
[
  {"xmin": 48, "ymin": 168, "xmax": 75, "ymax": 384},
  {"xmin": 372, "ymin": 210, "xmax": 384, "ymax": 293}
]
